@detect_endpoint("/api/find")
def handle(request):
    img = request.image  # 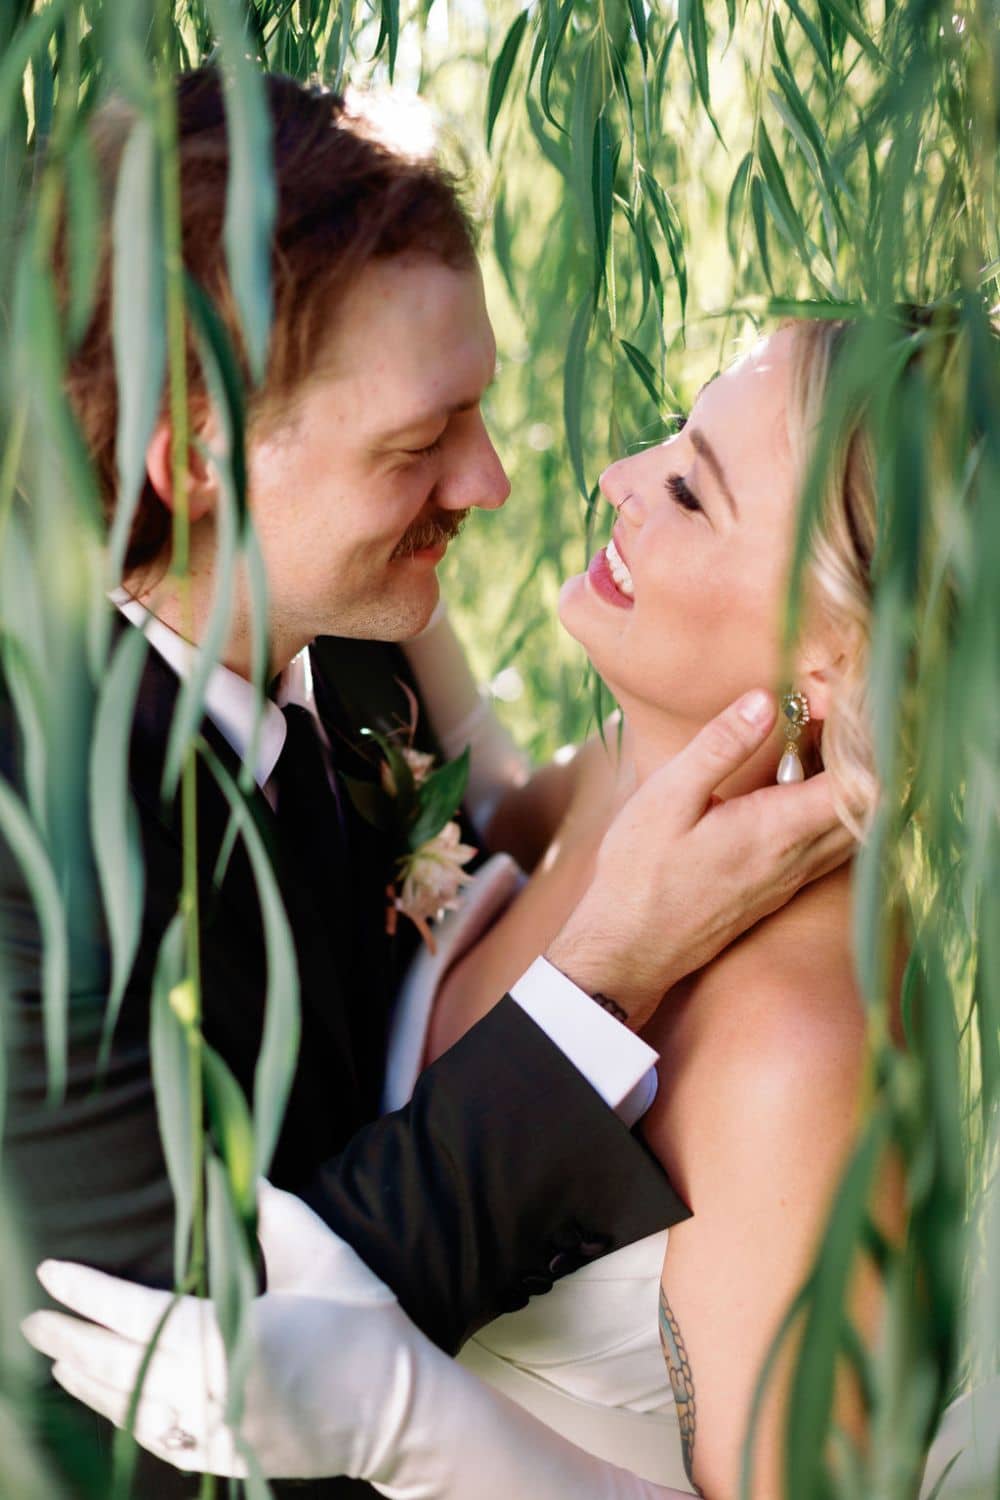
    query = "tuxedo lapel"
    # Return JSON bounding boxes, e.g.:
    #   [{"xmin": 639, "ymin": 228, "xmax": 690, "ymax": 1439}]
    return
[
  {"xmin": 308, "ymin": 649, "xmax": 398, "ymax": 1111},
  {"xmin": 120, "ymin": 613, "xmax": 359, "ymax": 1071}
]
